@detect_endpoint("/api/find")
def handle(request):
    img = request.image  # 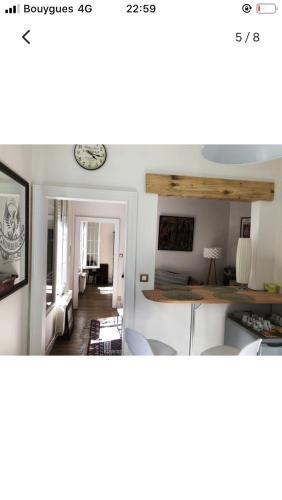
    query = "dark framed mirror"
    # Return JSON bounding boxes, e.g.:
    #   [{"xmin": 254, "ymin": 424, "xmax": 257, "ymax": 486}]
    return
[{"xmin": 0, "ymin": 161, "xmax": 29, "ymax": 301}]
